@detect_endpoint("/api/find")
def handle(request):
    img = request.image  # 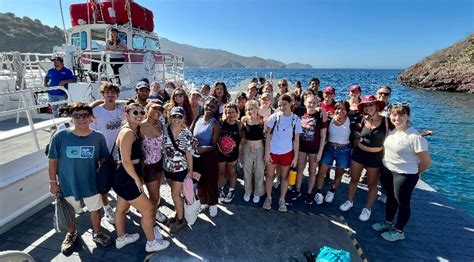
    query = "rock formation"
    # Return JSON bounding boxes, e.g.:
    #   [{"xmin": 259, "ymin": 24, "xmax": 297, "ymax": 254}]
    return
[{"xmin": 398, "ymin": 34, "xmax": 474, "ymax": 93}]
